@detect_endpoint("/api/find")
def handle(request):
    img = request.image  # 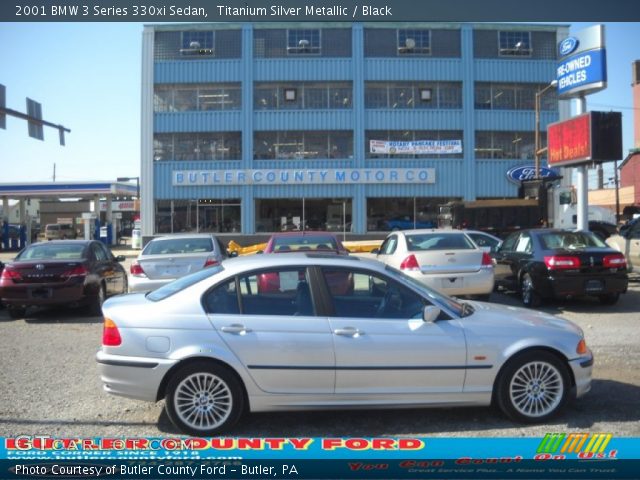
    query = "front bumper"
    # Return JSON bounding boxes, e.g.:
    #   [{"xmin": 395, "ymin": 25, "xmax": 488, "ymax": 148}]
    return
[
  {"xmin": 568, "ymin": 353, "xmax": 594, "ymax": 399},
  {"xmin": 96, "ymin": 350, "xmax": 177, "ymax": 402}
]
